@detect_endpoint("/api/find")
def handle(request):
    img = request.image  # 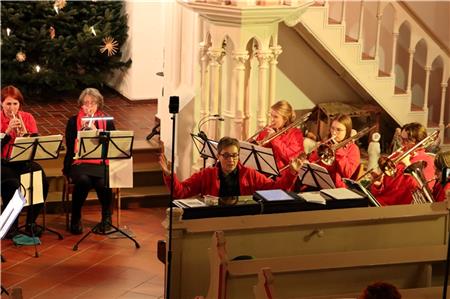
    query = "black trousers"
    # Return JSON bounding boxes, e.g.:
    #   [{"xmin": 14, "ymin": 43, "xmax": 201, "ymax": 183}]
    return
[
  {"xmin": 1, "ymin": 160, "xmax": 49, "ymax": 225},
  {"xmin": 69, "ymin": 164, "xmax": 112, "ymax": 223}
]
